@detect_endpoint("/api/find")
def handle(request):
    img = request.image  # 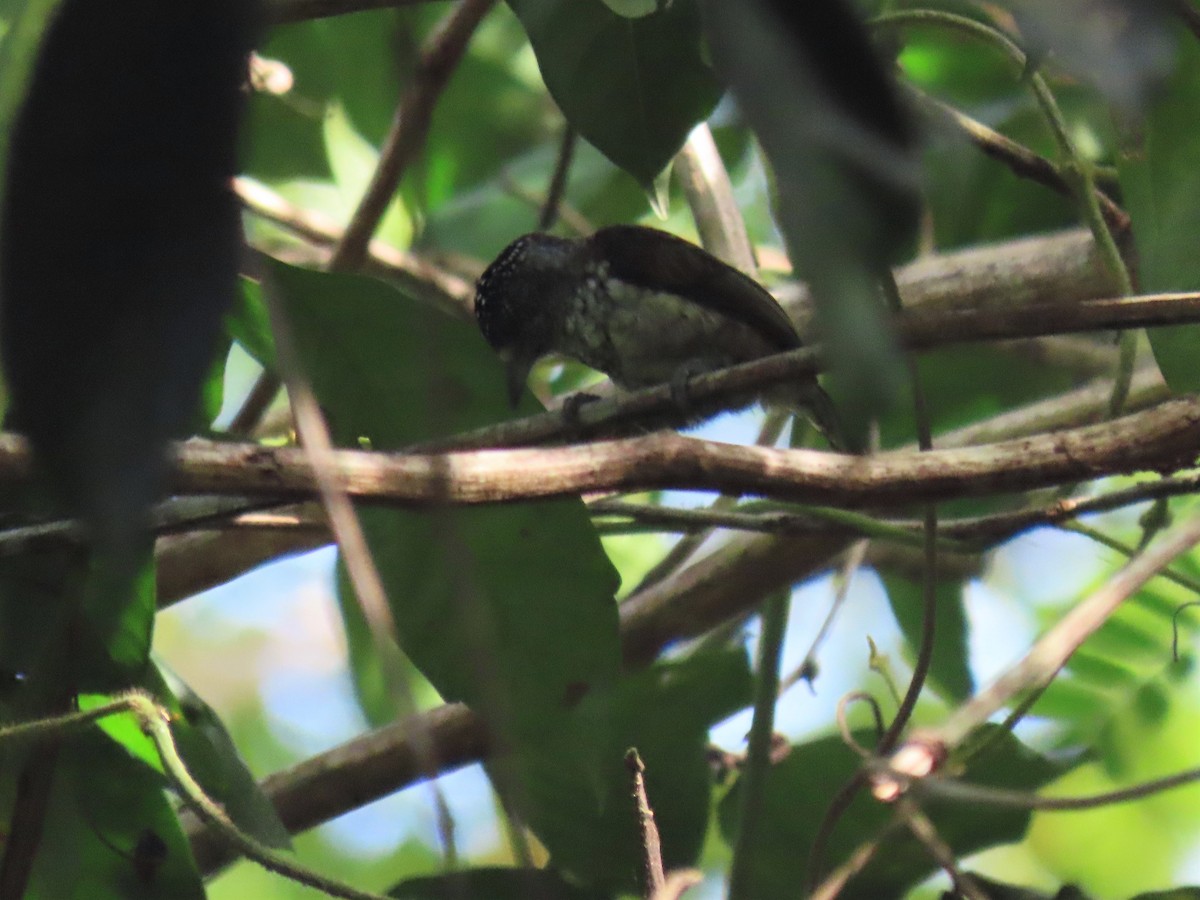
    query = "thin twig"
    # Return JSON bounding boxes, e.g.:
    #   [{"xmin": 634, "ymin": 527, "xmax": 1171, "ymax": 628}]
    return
[
  {"xmin": 808, "ymin": 832, "xmax": 887, "ymax": 900},
  {"xmin": 237, "ymin": 176, "xmax": 473, "ymax": 317},
  {"xmin": 879, "ymin": 271, "xmax": 938, "ymax": 754},
  {"xmin": 538, "ymin": 125, "xmax": 577, "ymax": 231},
  {"xmin": 329, "ymin": 0, "xmax": 495, "ymax": 272},
  {"xmin": 781, "ymin": 539, "xmax": 869, "ymax": 694},
  {"xmin": 728, "ymin": 591, "xmax": 789, "ymax": 899},
  {"xmin": 906, "ymin": 763, "xmax": 1200, "ymax": 811},
  {"xmin": 895, "ymin": 798, "xmax": 988, "ymax": 900},
  {"xmin": 906, "ymin": 84, "xmax": 1129, "ymax": 232},
  {"xmin": 626, "ymin": 749, "xmax": 666, "ymax": 897},
  {"xmin": 889, "ymin": 513, "xmax": 1200, "ymax": 779}
]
